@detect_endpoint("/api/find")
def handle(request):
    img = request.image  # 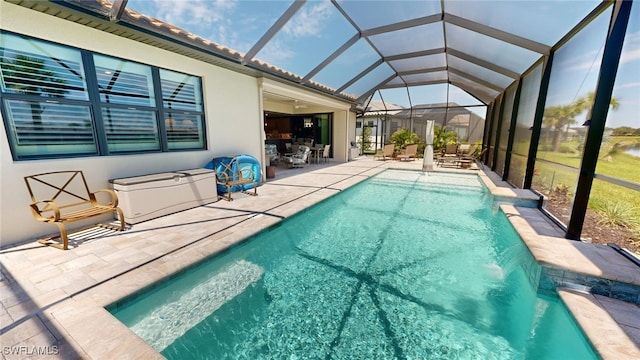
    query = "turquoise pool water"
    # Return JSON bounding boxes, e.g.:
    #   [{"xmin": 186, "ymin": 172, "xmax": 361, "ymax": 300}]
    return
[{"xmin": 110, "ymin": 170, "xmax": 597, "ymax": 359}]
